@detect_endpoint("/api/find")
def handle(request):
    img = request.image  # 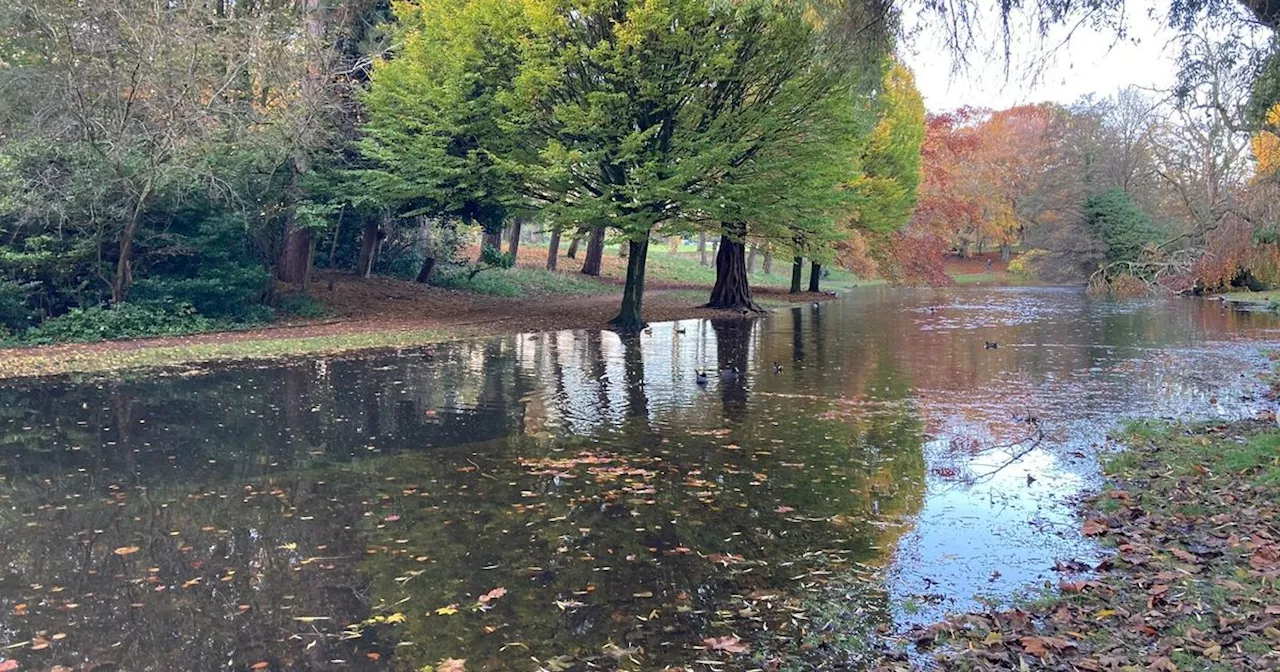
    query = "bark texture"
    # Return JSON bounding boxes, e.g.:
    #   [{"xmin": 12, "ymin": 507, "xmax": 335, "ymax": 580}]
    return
[
  {"xmin": 790, "ymin": 256, "xmax": 804, "ymax": 294},
  {"xmin": 609, "ymin": 236, "xmax": 650, "ymax": 332},
  {"xmin": 546, "ymin": 228, "xmax": 561, "ymax": 270},
  {"xmin": 707, "ymin": 222, "xmax": 760, "ymax": 311},
  {"xmin": 582, "ymin": 227, "xmax": 605, "ymax": 276},
  {"xmin": 808, "ymin": 262, "xmax": 822, "ymax": 293}
]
